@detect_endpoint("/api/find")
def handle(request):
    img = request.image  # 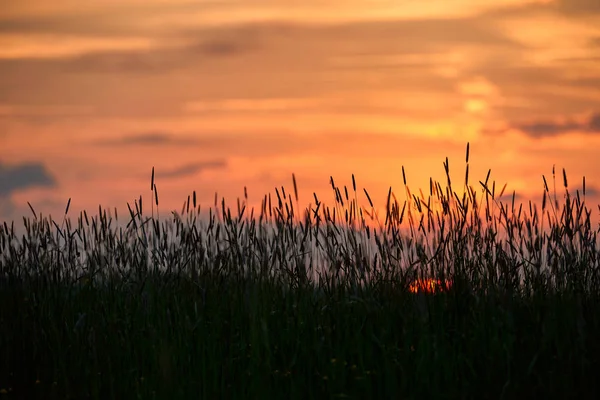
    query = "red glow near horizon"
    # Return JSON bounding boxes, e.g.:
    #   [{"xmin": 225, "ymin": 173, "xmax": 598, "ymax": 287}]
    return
[{"xmin": 408, "ymin": 279, "xmax": 452, "ymax": 294}]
